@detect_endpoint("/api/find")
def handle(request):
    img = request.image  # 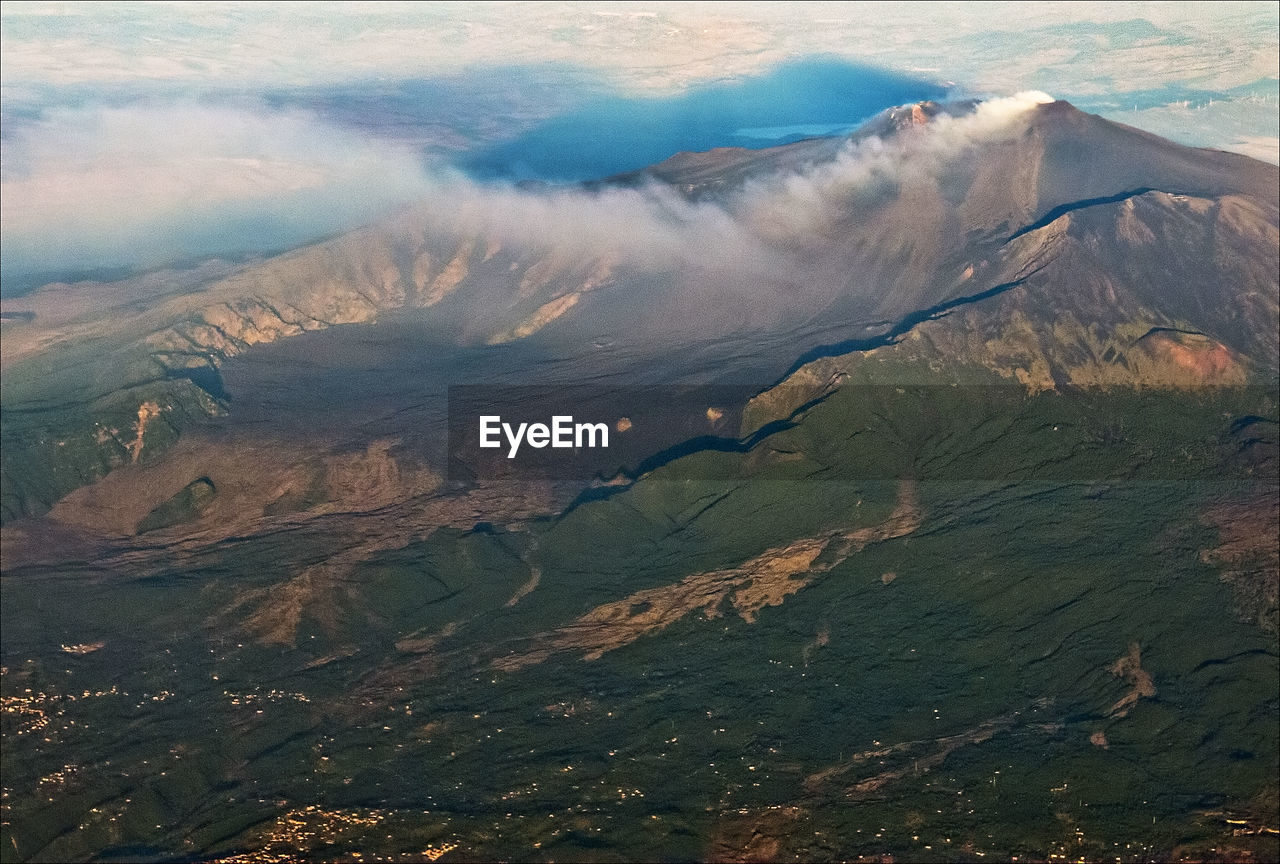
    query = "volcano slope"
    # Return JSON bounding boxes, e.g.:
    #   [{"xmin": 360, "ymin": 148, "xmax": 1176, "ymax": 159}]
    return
[{"xmin": 1, "ymin": 97, "xmax": 1277, "ymax": 863}]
